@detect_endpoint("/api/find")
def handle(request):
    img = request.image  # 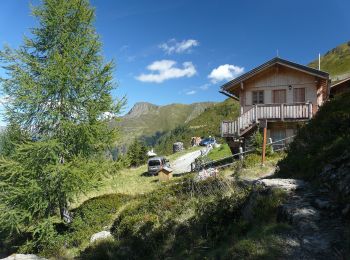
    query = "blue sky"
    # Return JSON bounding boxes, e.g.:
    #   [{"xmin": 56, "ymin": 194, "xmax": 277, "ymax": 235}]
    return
[{"xmin": 0, "ymin": 0, "xmax": 350, "ymax": 118}]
